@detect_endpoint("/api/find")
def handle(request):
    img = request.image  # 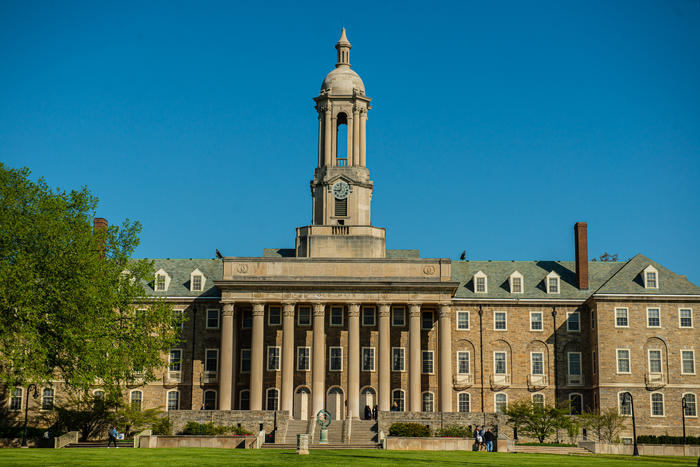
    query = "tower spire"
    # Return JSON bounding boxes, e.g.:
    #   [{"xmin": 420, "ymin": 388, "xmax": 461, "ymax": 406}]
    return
[{"xmin": 335, "ymin": 28, "xmax": 351, "ymax": 67}]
